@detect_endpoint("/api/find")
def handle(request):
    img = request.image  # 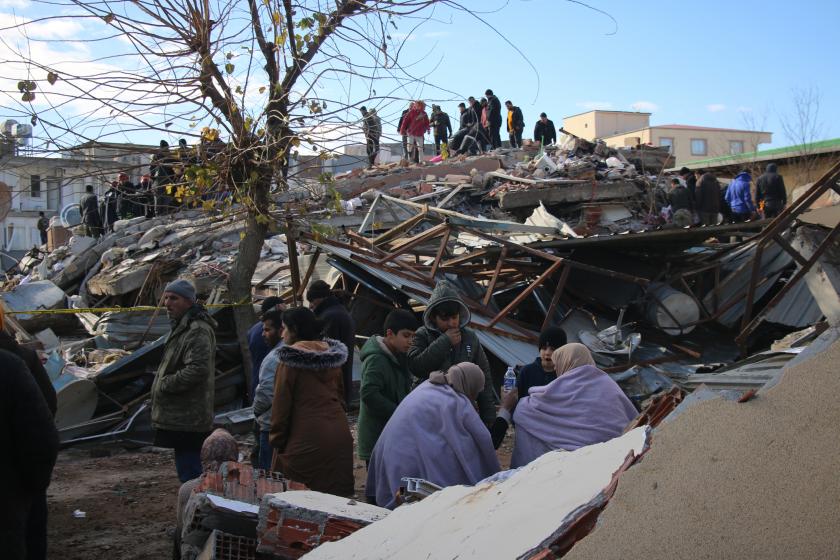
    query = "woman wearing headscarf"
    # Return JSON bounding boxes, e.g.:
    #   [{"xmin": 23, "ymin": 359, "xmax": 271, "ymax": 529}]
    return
[
  {"xmin": 510, "ymin": 343, "xmax": 638, "ymax": 468},
  {"xmin": 175, "ymin": 429, "xmax": 239, "ymax": 559},
  {"xmin": 366, "ymin": 362, "xmax": 501, "ymax": 509},
  {"xmin": 269, "ymin": 307, "xmax": 354, "ymax": 497}
]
